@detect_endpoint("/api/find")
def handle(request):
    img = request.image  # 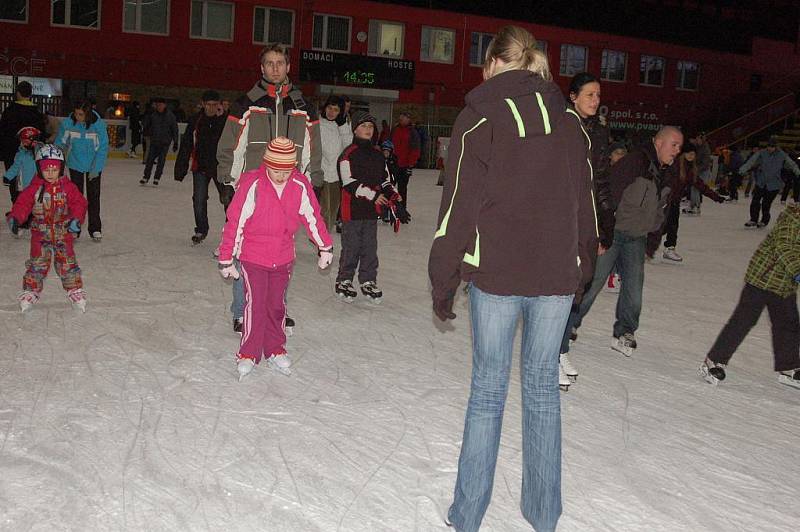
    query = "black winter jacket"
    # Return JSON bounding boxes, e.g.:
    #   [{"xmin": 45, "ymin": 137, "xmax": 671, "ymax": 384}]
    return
[
  {"xmin": 580, "ymin": 113, "xmax": 614, "ymax": 248},
  {"xmin": 338, "ymin": 138, "xmax": 397, "ymax": 221},
  {"xmin": 143, "ymin": 109, "xmax": 178, "ymax": 147},
  {"xmin": 175, "ymin": 112, "xmax": 226, "ymax": 180},
  {"xmin": 0, "ymin": 101, "xmax": 46, "ymax": 165}
]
